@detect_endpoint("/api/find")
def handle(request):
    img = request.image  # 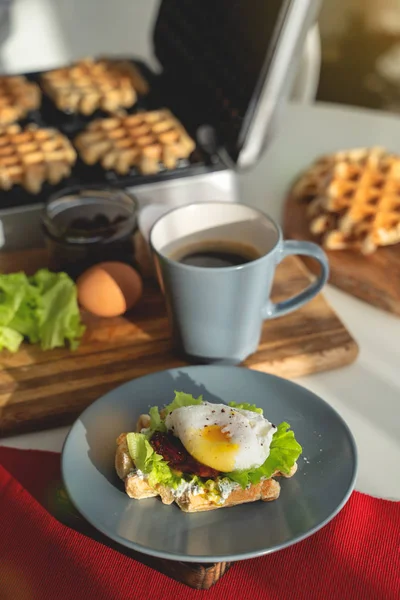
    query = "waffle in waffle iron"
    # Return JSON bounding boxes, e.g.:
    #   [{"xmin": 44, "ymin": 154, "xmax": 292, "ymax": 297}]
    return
[
  {"xmin": 74, "ymin": 109, "xmax": 196, "ymax": 175},
  {"xmin": 41, "ymin": 58, "xmax": 149, "ymax": 115},
  {"xmin": 0, "ymin": 124, "xmax": 77, "ymax": 194},
  {"xmin": 0, "ymin": 76, "xmax": 41, "ymax": 125},
  {"xmin": 292, "ymin": 147, "xmax": 400, "ymax": 255}
]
